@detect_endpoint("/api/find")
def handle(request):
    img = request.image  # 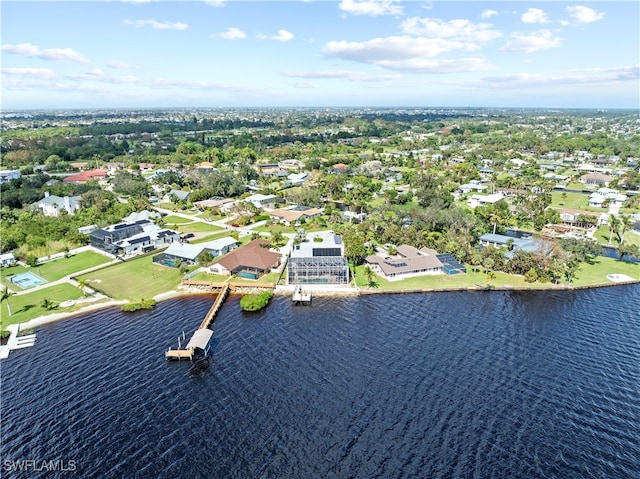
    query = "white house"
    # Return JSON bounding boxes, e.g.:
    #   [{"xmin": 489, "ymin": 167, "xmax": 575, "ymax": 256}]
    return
[
  {"xmin": 467, "ymin": 193, "xmax": 505, "ymax": 208},
  {"xmin": 0, "ymin": 253, "xmax": 16, "ymax": 267},
  {"xmin": 245, "ymin": 193, "xmax": 278, "ymax": 209},
  {"xmin": 588, "ymin": 188, "xmax": 627, "ymax": 208},
  {"xmin": 33, "ymin": 193, "xmax": 81, "ymax": 217},
  {"xmin": 0, "ymin": 170, "xmax": 21, "ymax": 184}
]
